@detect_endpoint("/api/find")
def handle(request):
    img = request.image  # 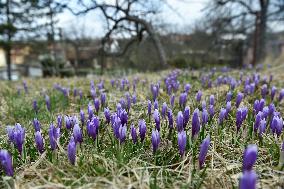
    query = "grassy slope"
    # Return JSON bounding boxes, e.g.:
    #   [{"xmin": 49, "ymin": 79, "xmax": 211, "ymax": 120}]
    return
[{"xmin": 0, "ymin": 67, "xmax": 283, "ymax": 189}]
